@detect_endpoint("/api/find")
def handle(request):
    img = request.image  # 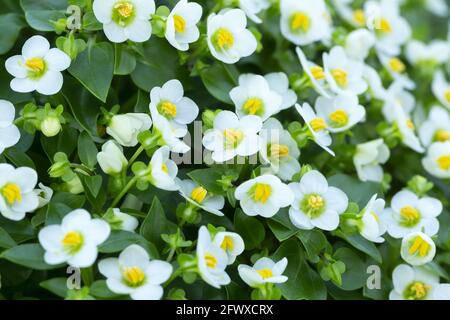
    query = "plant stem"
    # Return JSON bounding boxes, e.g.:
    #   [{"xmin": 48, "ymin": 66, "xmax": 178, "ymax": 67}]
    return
[
  {"xmin": 127, "ymin": 145, "xmax": 145, "ymax": 168},
  {"xmin": 70, "ymin": 163, "xmax": 95, "ymax": 176},
  {"xmin": 110, "ymin": 176, "xmax": 138, "ymax": 208}
]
